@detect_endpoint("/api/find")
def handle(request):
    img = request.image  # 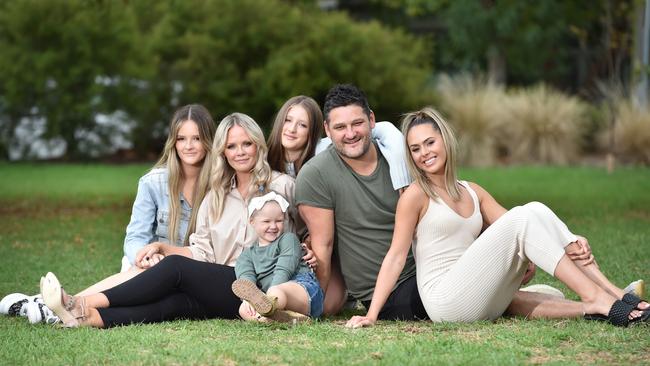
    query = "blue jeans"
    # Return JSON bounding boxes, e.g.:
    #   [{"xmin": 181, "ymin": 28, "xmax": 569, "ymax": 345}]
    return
[{"xmin": 291, "ymin": 272, "xmax": 324, "ymax": 318}]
